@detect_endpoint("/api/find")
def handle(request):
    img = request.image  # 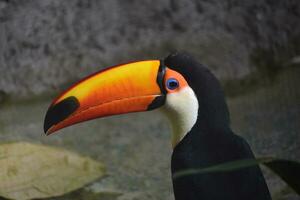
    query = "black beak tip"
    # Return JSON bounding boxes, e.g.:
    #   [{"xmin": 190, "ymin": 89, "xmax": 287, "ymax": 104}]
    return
[{"xmin": 43, "ymin": 96, "xmax": 80, "ymax": 135}]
